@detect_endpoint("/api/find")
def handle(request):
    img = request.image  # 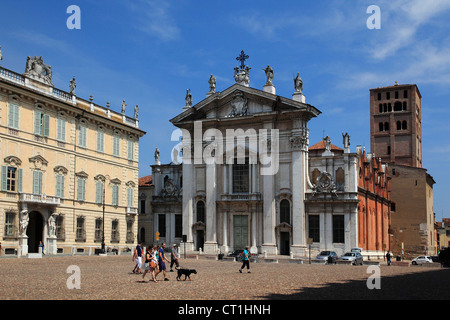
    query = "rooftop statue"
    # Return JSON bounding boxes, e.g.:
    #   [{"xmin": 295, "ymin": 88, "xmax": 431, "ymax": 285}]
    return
[{"xmin": 24, "ymin": 56, "xmax": 53, "ymax": 86}]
